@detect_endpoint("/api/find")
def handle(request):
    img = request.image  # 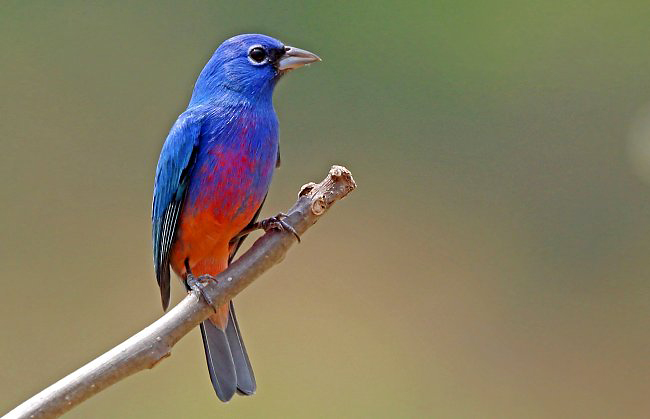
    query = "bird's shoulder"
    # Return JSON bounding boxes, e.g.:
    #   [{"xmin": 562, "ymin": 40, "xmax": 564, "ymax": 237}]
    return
[{"xmin": 152, "ymin": 109, "xmax": 204, "ymax": 219}]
